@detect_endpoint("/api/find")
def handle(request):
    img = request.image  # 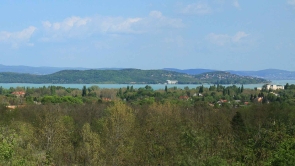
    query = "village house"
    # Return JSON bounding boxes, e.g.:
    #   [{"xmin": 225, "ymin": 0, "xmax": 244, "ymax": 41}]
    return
[
  {"xmin": 11, "ymin": 91, "xmax": 26, "ymax": 97},
  {"xmin": 179, "ymin": 96, "xmax": 189, "ymax": 100}
]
